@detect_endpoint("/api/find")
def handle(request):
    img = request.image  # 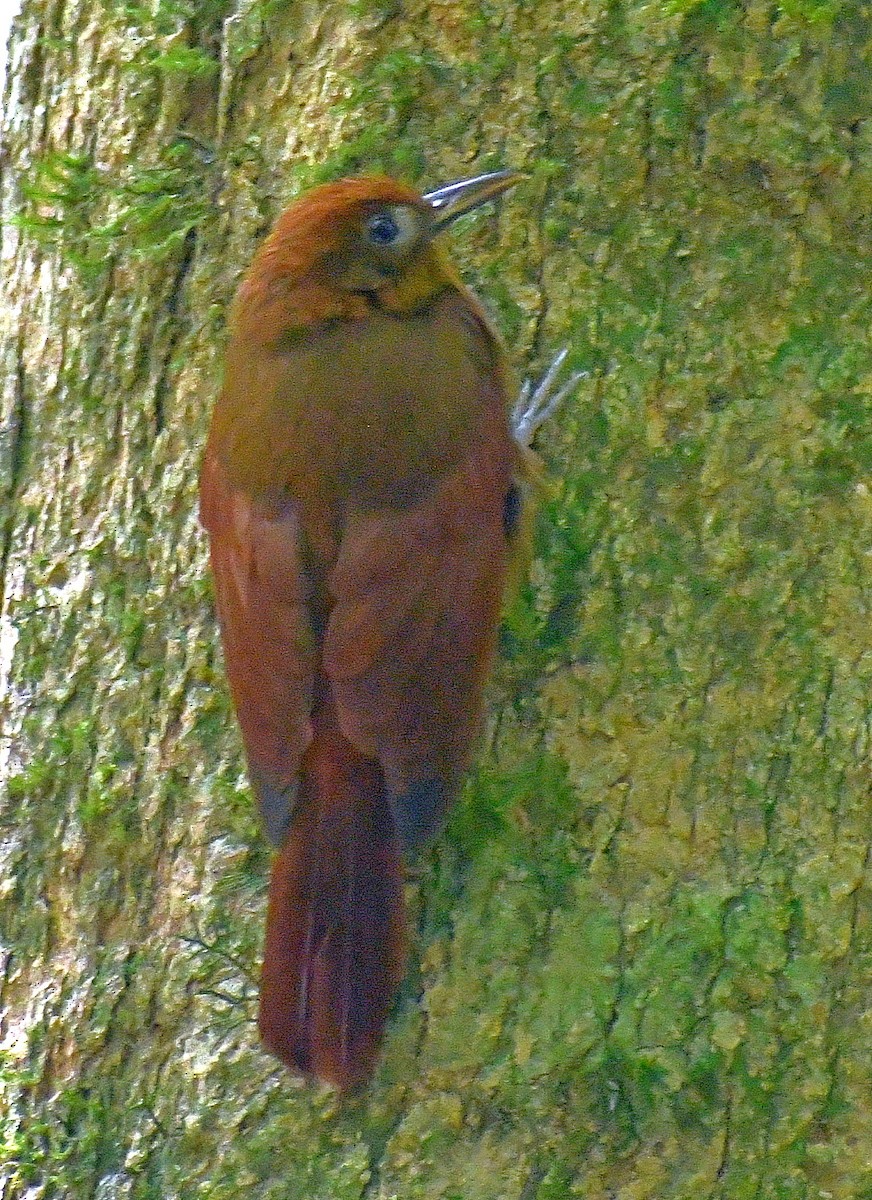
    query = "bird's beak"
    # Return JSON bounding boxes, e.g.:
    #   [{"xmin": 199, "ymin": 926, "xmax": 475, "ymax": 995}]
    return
[{"xmin": 423, "ymin": 169, "xmax": 524, "ymax": 231}]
